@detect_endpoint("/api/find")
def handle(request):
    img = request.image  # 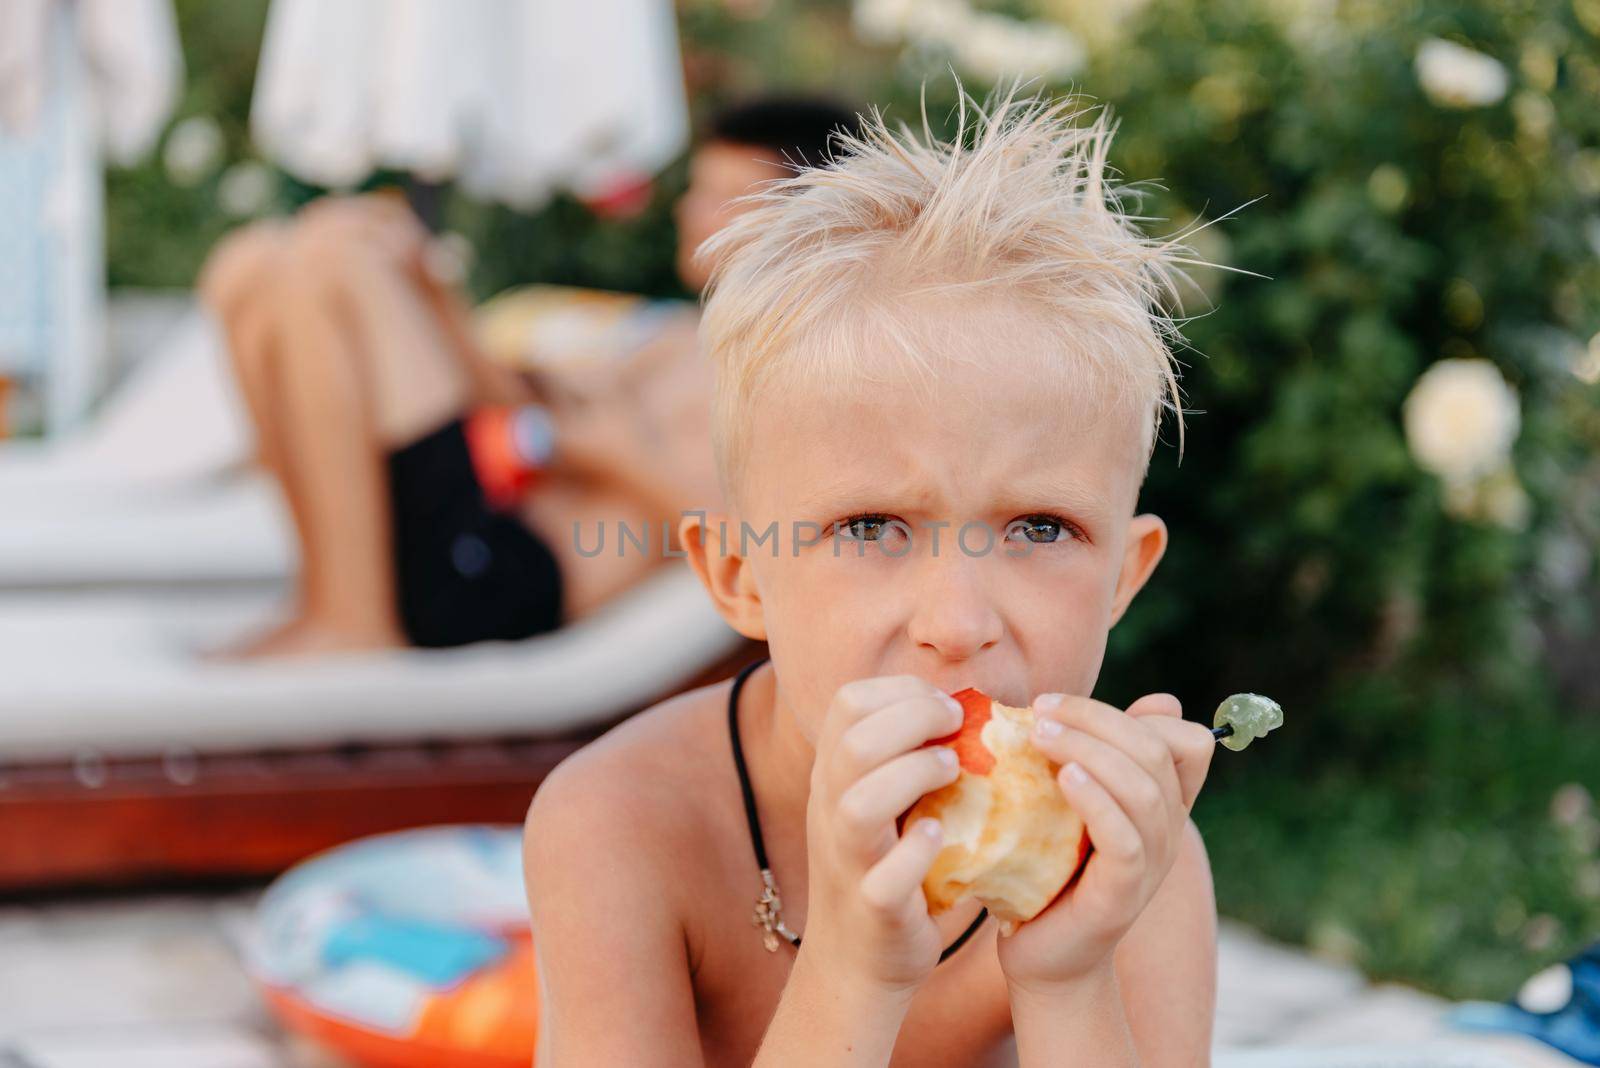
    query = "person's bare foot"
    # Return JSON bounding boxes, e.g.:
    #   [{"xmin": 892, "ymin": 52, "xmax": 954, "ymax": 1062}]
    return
[{"xmin": 205, "ymin": 616, "xmax": 406, "ymax": 660}]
